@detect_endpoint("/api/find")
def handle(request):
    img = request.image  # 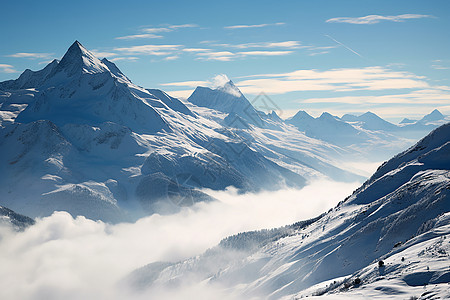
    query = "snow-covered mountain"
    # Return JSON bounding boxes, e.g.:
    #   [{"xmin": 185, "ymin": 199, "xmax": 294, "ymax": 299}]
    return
[
  {"xmin": 286, "ymin": 109, "xmax": 449, "ymax": 159},
  {"xmin": 0, "ymin": 41, "xmax": 370, "ymax": 222},
  {"xmin": 342, "ymin": 111, "xmax": 398, "ymax": 132},
  {"xmin": 0, "ymin": 205, "xmax": 35, "ymax": 230},
  {"xmin": 188, "ymin": 78, "xmax": 265, "ymax": 127},
  {"xmin": 128, "ymin": 123, "xmax": 450, "ymax": 299},
  {"xmin": 285, "ymin": 110, "xmax": 416, "ymax": 162},
  {"xmin": 287, "ymin": 111, "xmax": 364, "ymax": 146}
]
